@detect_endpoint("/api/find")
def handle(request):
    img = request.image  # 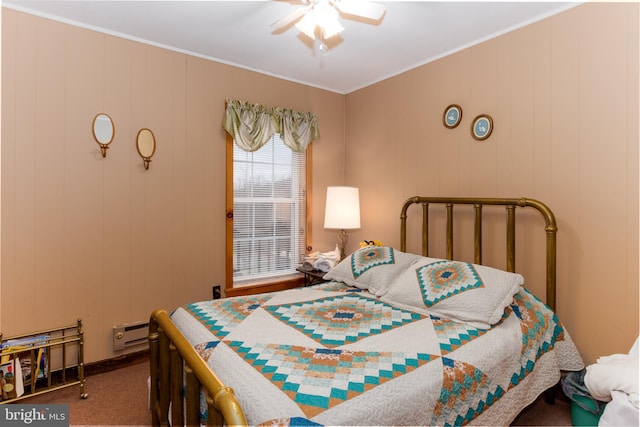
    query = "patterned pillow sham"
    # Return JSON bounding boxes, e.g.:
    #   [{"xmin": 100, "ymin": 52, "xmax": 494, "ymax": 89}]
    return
[
  {"xmin": 323, "ymin": 246, "xmax": 422, "ymax": 296},
  {"xmin": 379, "ymin": 257, "xmax": 523, "ymax": 329}
]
